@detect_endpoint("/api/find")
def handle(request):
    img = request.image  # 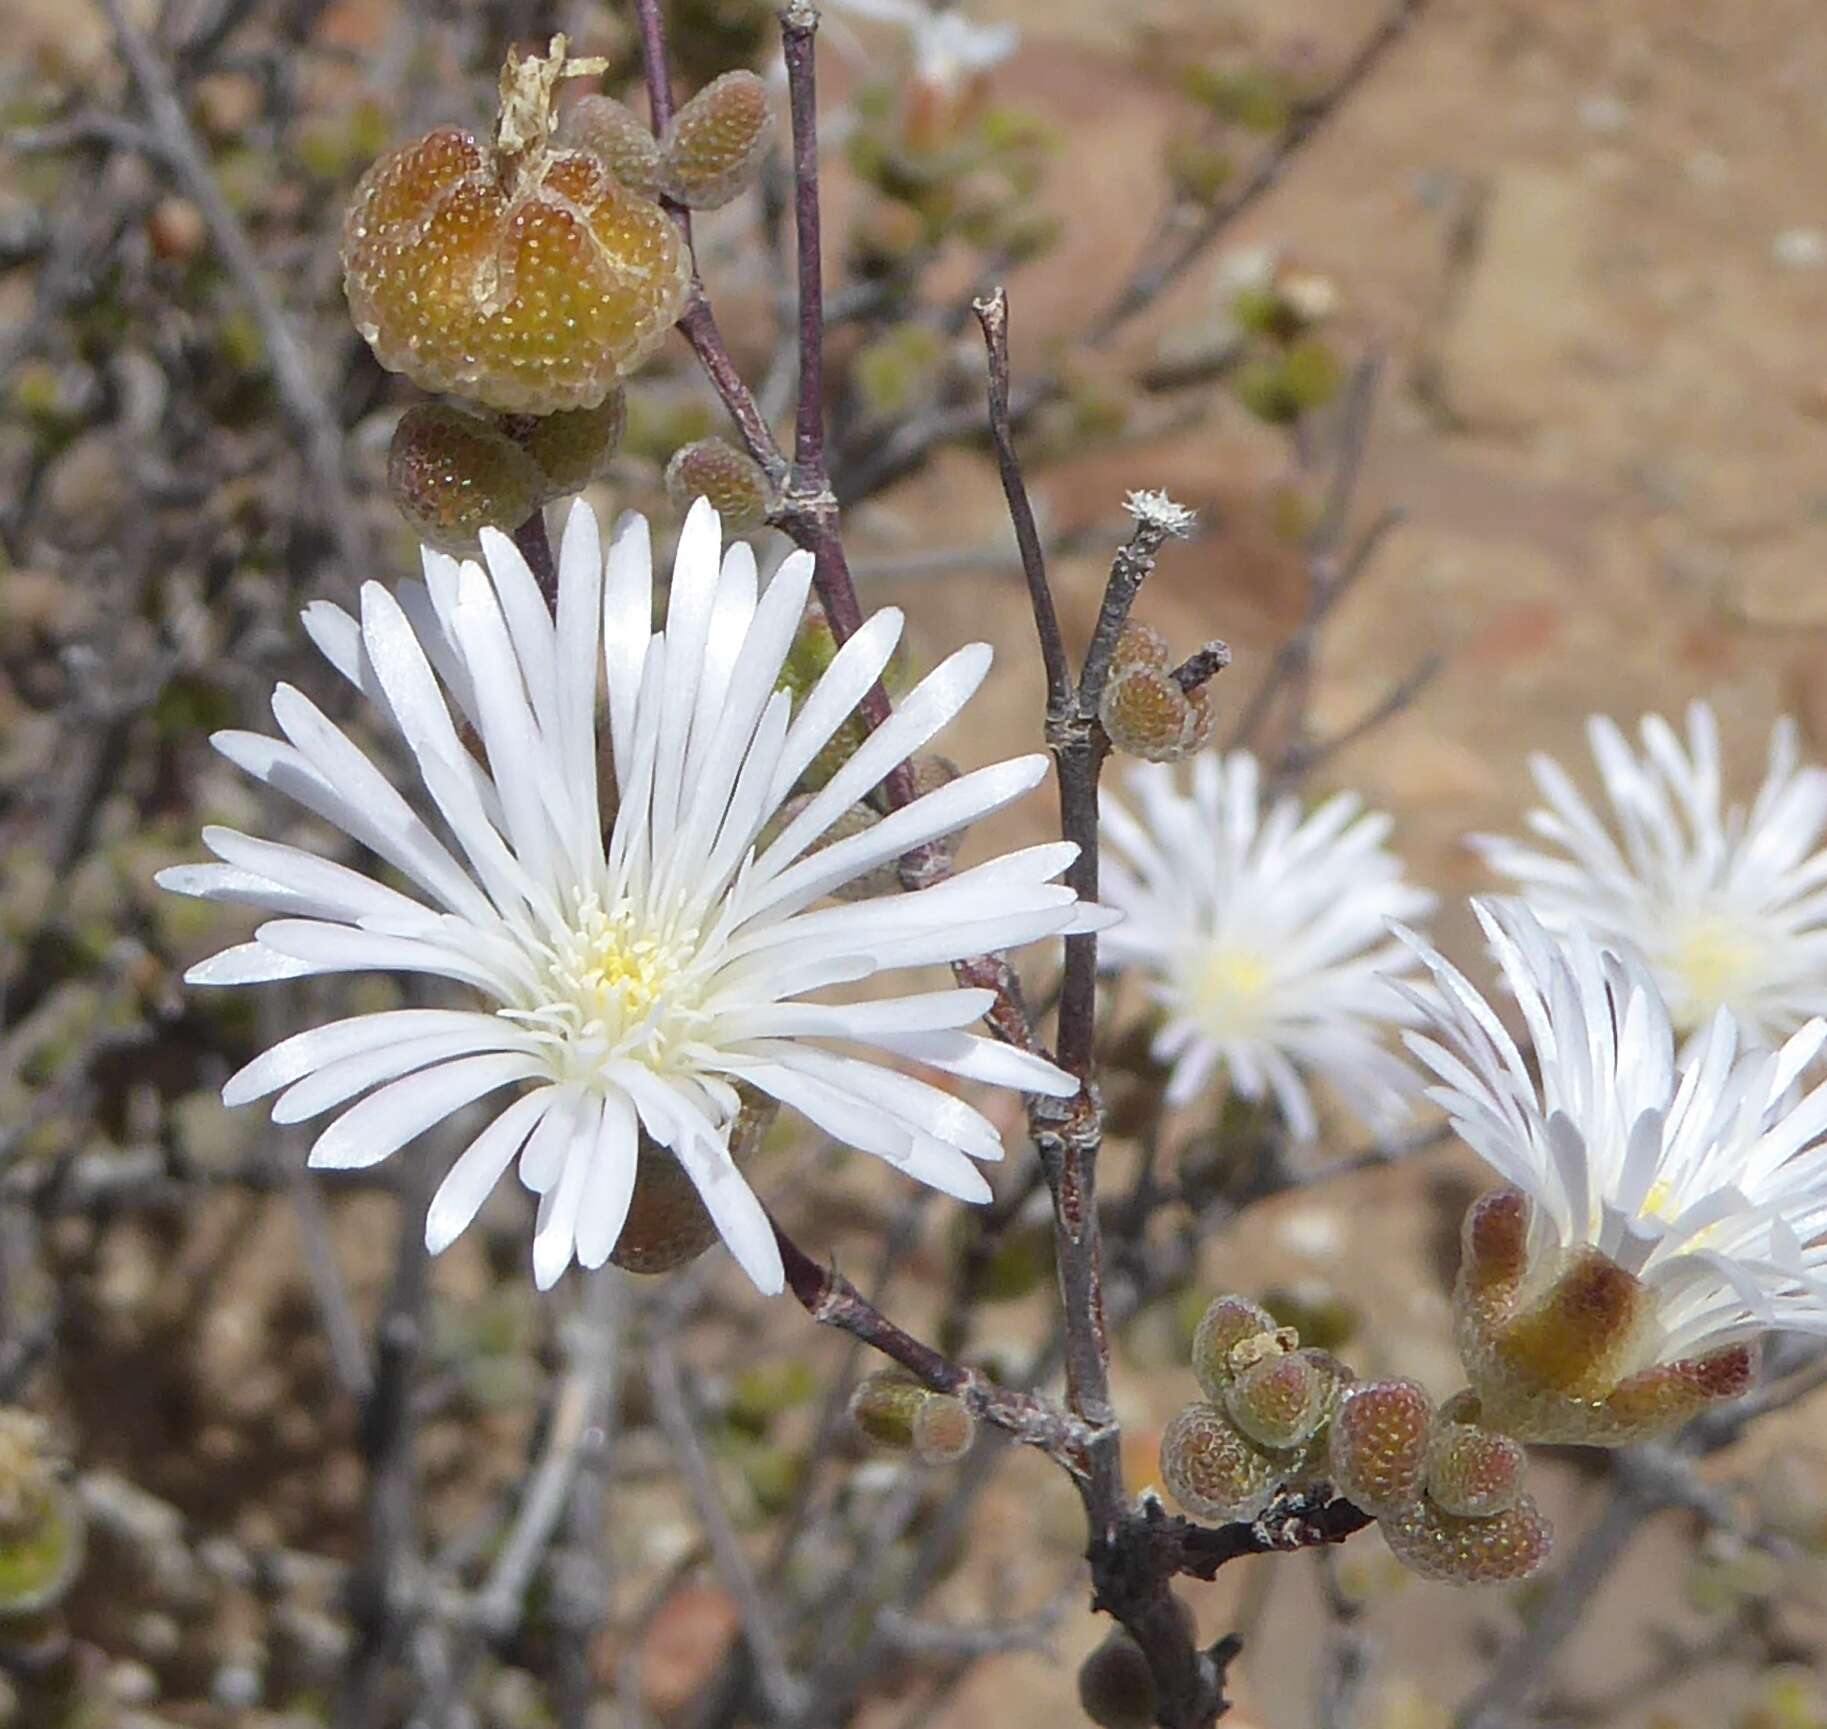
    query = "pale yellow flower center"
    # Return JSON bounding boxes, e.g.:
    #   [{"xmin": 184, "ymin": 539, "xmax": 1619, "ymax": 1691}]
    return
[
  {"xmin": 1665, "ymin": 913, "xmax": 1762, "ymax": 1026},
  {"xmin": 1188, "ymin": 944, "xmax": 1274, "ymax": 1037}
]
